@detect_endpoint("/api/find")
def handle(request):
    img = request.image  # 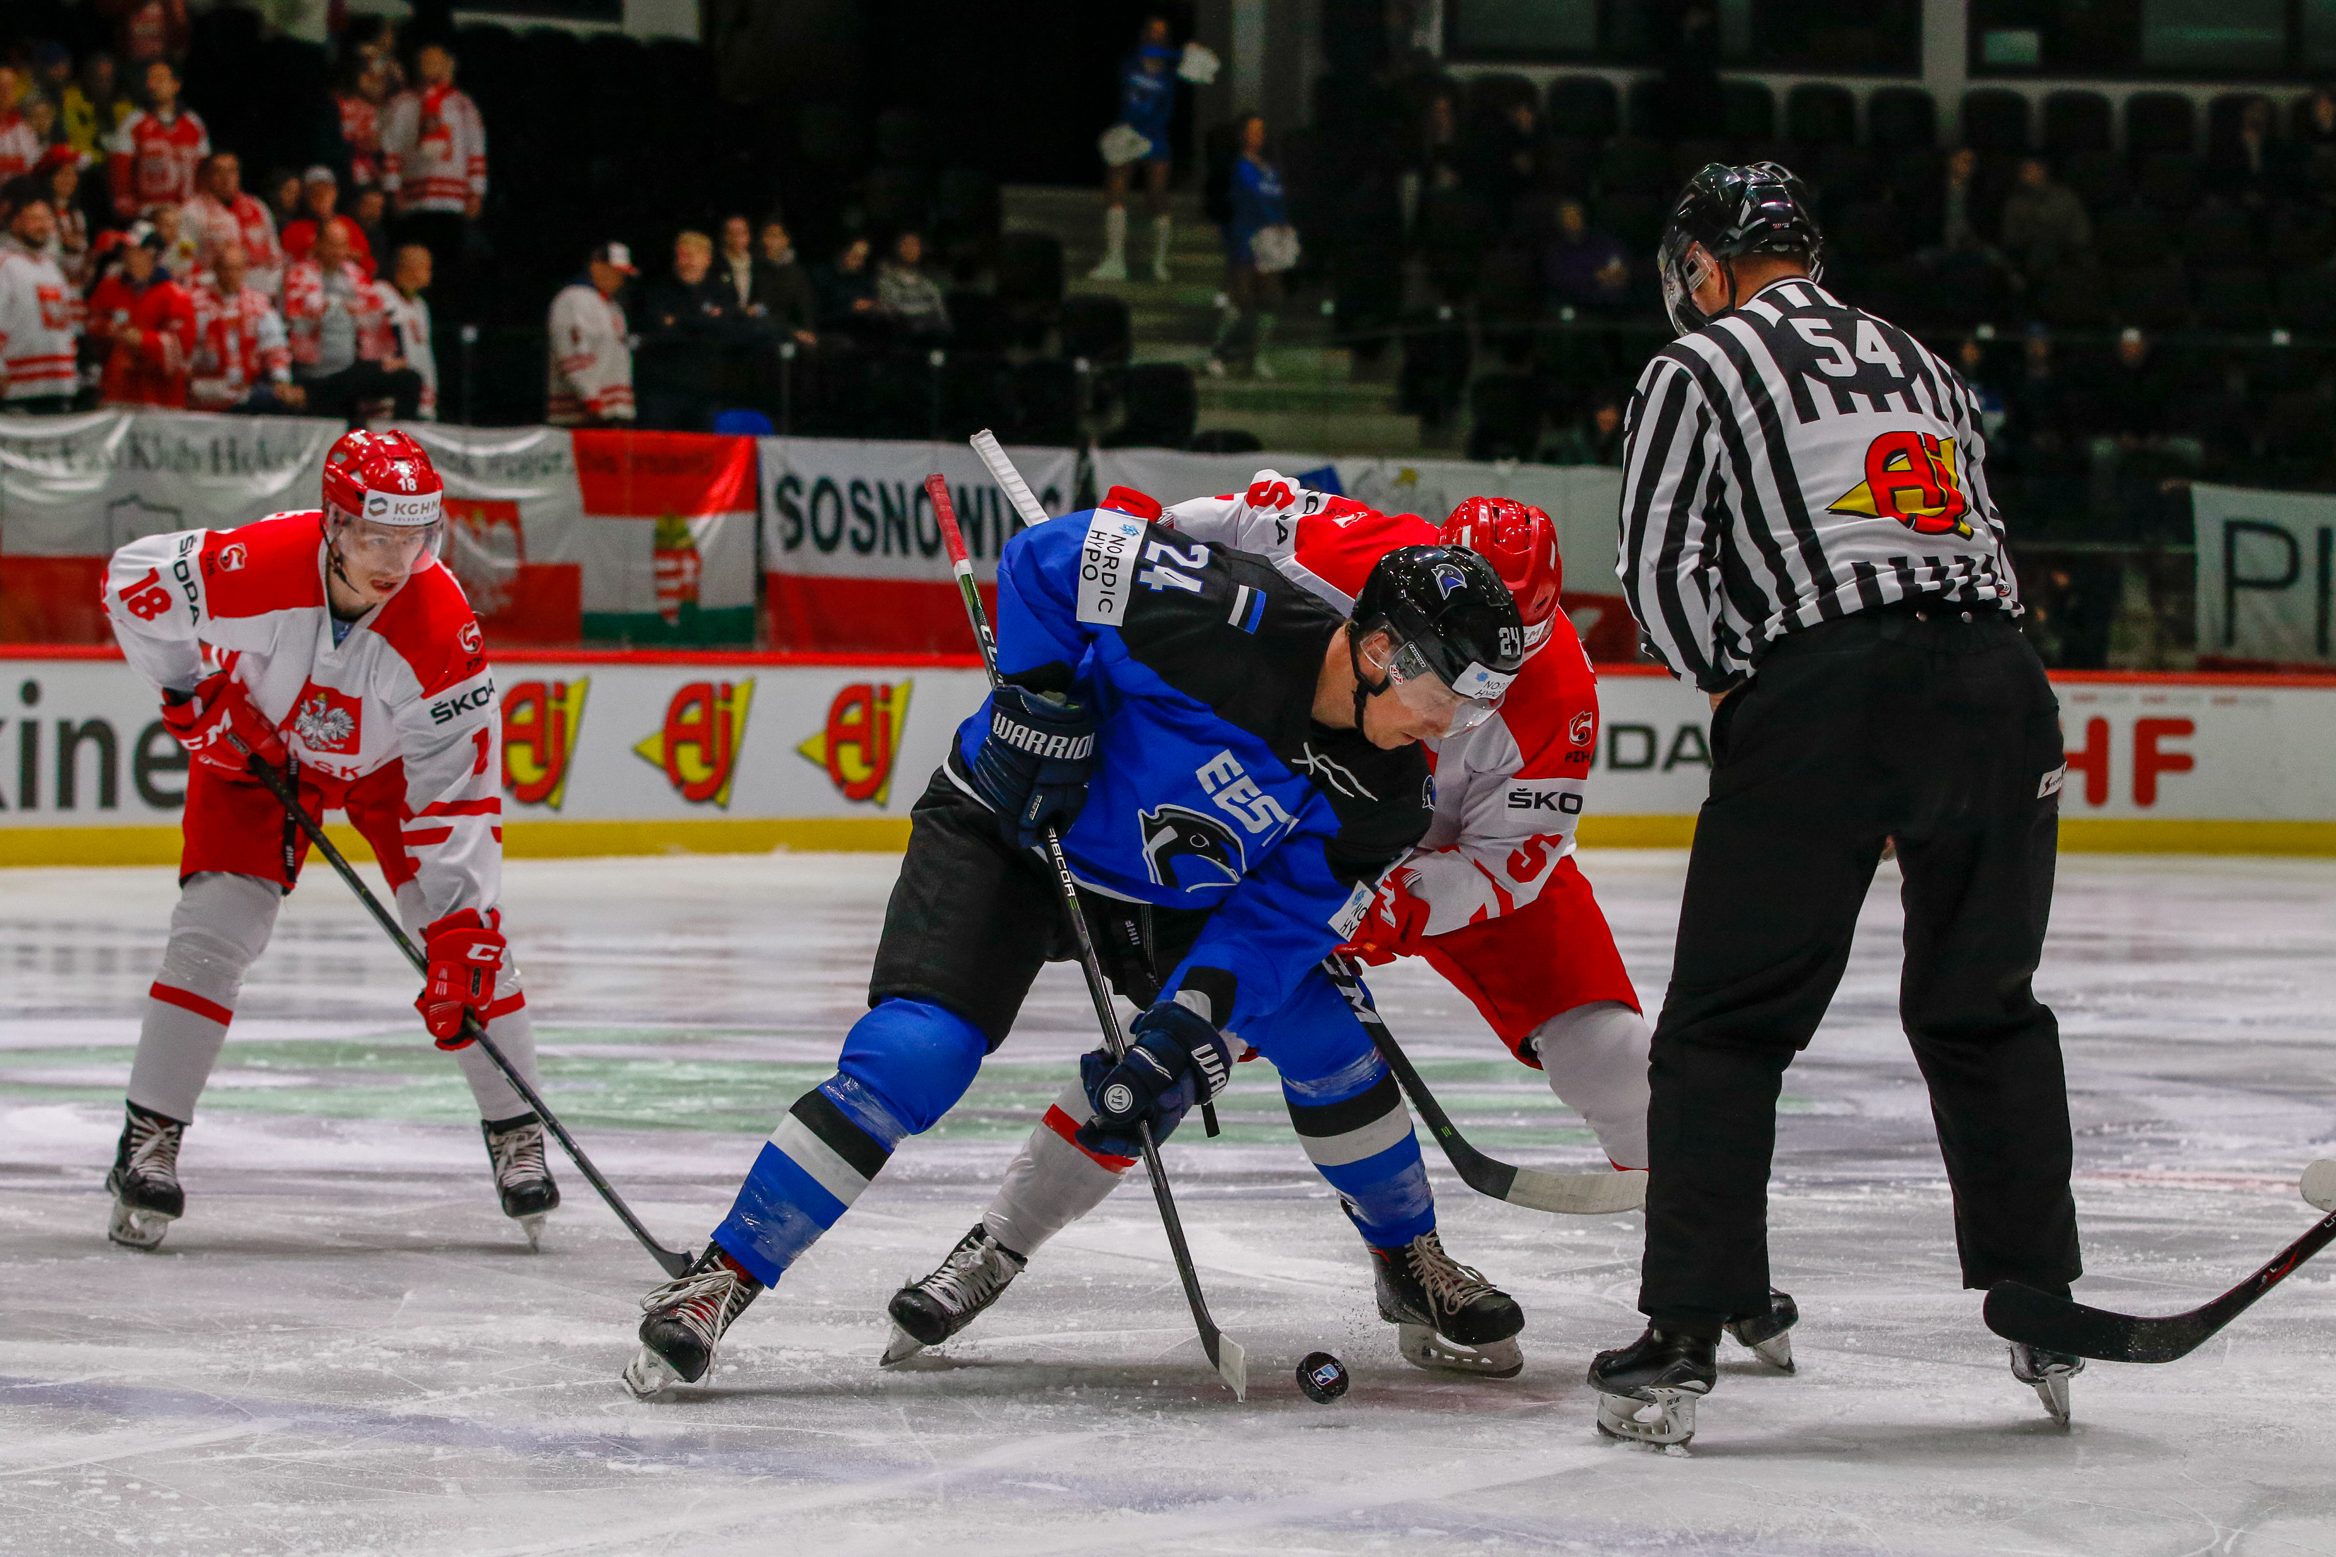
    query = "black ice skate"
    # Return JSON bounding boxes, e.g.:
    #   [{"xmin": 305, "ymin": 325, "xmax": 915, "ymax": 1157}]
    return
[
  {"xmin": 2009, "ymin": 1341, "xmax": 2084, "ymax": 1426},
  {"xmin": 1369, "ymin": 1228, "xmax": 1525, "ymax": 1378},
  {"xmin": 624, "ymin": 1245, "xmax": 764, "ymax": 1398},
  {"xmin": 481, "ymin": 1113, "xmax": 560, "ymax": 1250},
  {"xmin": 1590, "ymin": 1326, "xmax": 1718, "ymax": 1447},
  {"xmin": 881, "ymin": 1222, "xmax": 1028, "ymax": 1367},
  {"xmin": 106, "ymin": 1102, "xmax": 185, "ymax": 1250},
  {"xmin": 1725, "ymin": 1287, "xmax": 1800, "ymax": 1373}
]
